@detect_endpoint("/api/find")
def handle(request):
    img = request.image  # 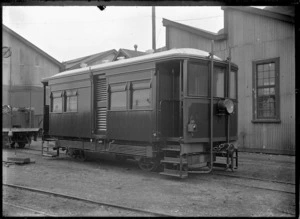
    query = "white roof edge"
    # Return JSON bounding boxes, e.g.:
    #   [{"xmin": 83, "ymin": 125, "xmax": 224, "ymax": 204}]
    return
[{"xmin": 43, "ymin": 48, "xmax": 223, "ymax": 81}]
